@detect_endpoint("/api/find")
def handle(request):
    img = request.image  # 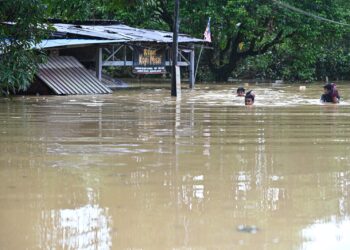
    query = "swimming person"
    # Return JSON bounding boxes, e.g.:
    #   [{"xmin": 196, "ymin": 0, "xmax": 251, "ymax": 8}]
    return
[
  {"xmin": 321, "ymin": 83, "xmax": 340, "ymax": 103},
  {"xmin": 237, "ymin": 87, "xmax": 245, "ymax": 97},
  {"xmin": 245, "ymin": 90, "xmax": 255, "ymax": 105}
]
